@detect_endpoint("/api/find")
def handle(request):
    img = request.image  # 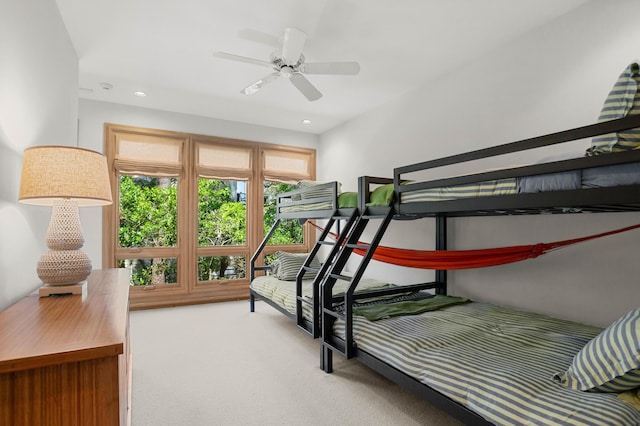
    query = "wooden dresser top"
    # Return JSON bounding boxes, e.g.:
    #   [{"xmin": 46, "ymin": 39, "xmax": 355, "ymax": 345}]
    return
[{"xmin": 0, "ymin": 268, "xmax": 130, "ymax": 373}]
